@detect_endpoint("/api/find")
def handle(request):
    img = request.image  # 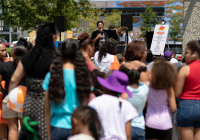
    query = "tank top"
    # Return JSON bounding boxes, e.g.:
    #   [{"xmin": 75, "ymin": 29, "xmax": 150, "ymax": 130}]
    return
[
  {"xmin": 145, "ymin": 87, "xmax": 172, "ymax": 130},
  {"xmin": 181, "ymin": 60, "xmax": 200, "ymax": 100}
]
